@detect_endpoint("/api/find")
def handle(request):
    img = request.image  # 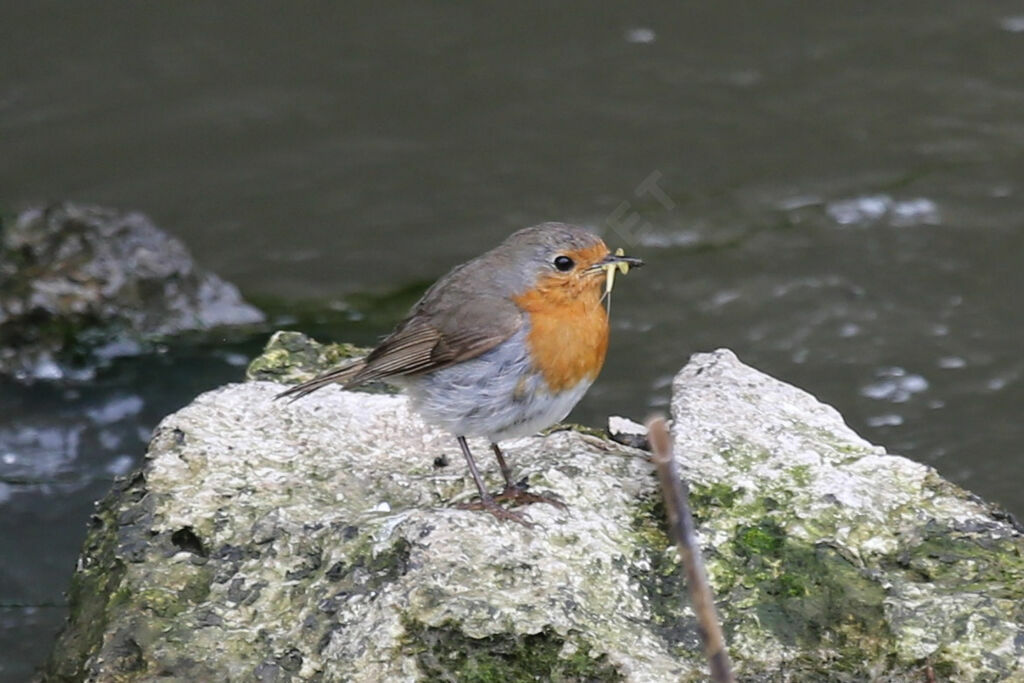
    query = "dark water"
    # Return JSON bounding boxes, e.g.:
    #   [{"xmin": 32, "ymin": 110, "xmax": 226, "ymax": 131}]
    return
[{"xmin": 3, "ymin": 2, "xmax": 1024, "ymax": 679}]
